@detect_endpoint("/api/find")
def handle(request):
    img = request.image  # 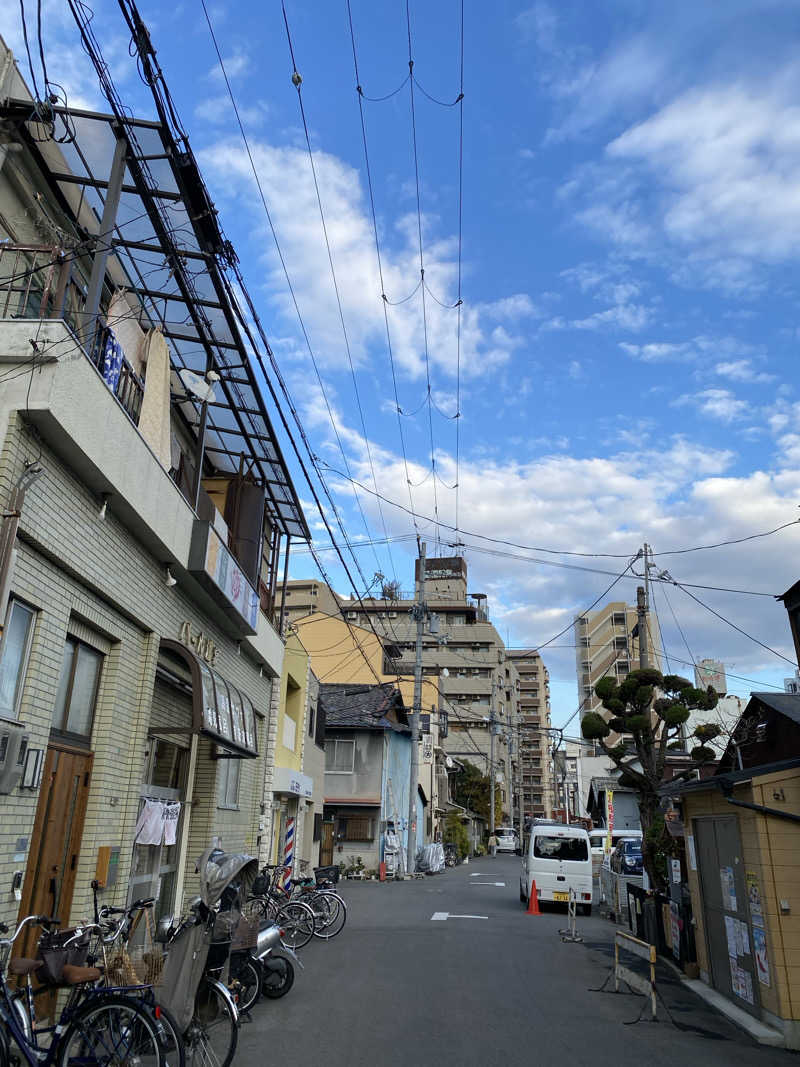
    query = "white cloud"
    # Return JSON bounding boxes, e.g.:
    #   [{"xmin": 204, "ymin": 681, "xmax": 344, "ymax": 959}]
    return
[
  {"xmin": 713, "ymin": 359, "xmax": 776, "ymax": 384},
  {"xmin": 199, "ymin": 138, "xmax": 533, "ymax": 382},
  {"xmin": 674, "ymin": 388, "xmax": 748, "ymax": 422}
]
